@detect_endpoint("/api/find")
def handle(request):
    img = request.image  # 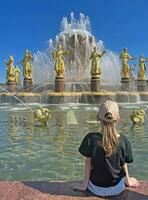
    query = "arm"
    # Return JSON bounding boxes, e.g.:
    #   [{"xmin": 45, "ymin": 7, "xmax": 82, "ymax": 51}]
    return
[
  {"xmin": 123, "ymin": 163, "xmax": 139, "ymax": 187},
  {"xmin": 129, "ymin": 55, "xmax": 135, "ymax": 60},
  {"xmin": 52, "ymin": 52, "xmax": 56, "ymax": 59},
  {"xmin": 72, "ymin": 157, "xmax": 91, "ymax": 191},
  {"xmin": 82, "ymin": 157, "xmax": 92, "ymax": 188},
  {"xmin": 101, "ymin": 50, "xmax": 106, "ymax": 57},
  {"xmin": 123, "ymin": 163, "xmax": 130, "ymax": 185}
]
